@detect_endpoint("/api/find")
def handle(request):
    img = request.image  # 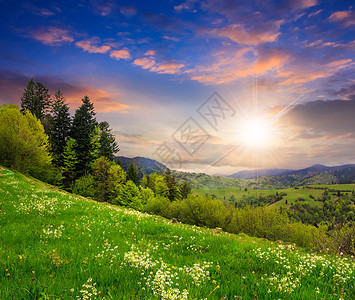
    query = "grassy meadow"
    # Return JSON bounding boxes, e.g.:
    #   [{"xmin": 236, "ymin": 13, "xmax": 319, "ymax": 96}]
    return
[
  {"xmin": 1, "ymin": 166, "xmax": 355, "ymax": 299},
  {"xmin": 194, "ymin": 184, "xmax": 355, "ymax": 208}
]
